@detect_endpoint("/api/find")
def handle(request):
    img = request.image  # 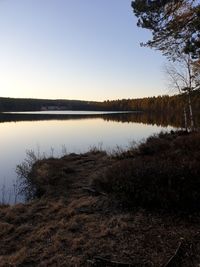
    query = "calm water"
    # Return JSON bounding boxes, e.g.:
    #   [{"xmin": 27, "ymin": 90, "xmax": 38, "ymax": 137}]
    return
[{"xmin": 0, "ymin": 111, "xmax": 177, "ymax": 203}]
